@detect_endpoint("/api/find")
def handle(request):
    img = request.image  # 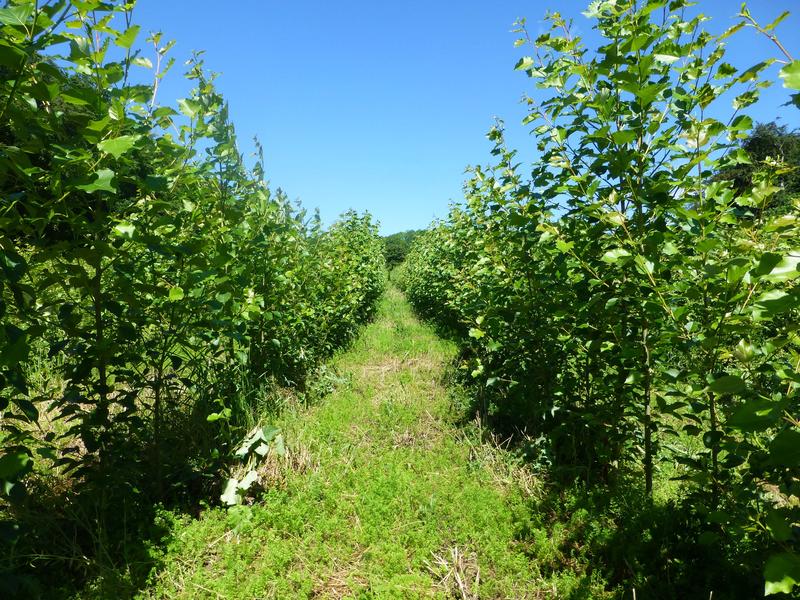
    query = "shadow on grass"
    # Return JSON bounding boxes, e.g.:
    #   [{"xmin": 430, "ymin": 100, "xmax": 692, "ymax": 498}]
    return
[
  {"xmin": 446, "ymin": 379, "xmax": 768, "ymax": 598},
  {"xmin": 0, "ymin": 410, "xmax": 215, "ymax": 599},
  {"xmin": 515, "ymin": 479, "xmax": 767, "ymax": 599},
  {"xmin": 0, "ymin": 362, "xmax": 356, "ymax": 599}
]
